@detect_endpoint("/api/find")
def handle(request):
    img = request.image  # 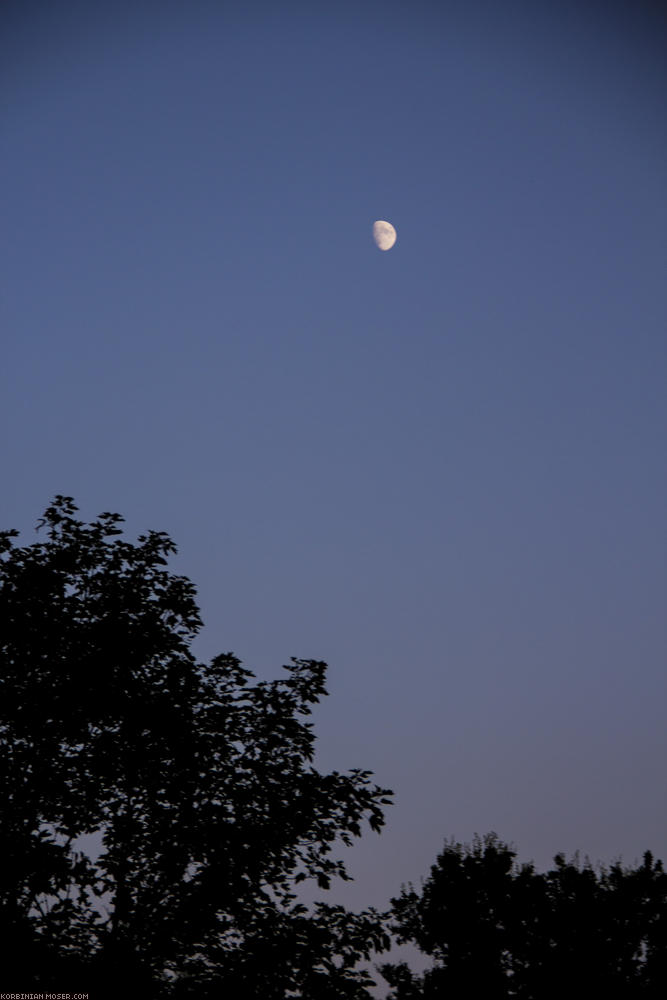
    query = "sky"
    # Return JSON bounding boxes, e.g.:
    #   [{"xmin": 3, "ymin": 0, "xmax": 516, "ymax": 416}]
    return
[{"xmin": 2, "ymin": 0, "xmax": 666, "ymax": 986}]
